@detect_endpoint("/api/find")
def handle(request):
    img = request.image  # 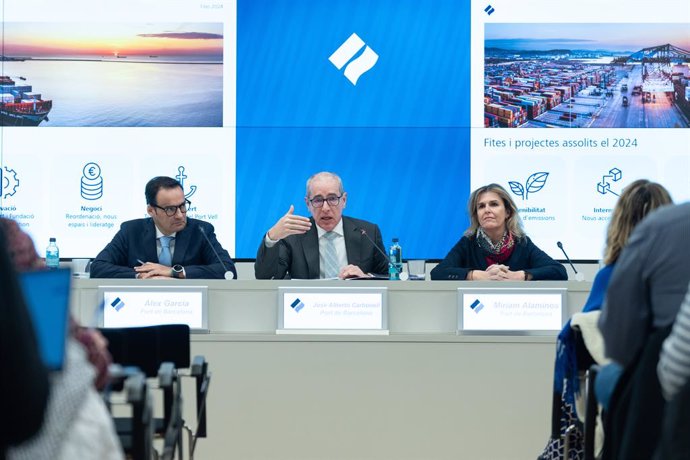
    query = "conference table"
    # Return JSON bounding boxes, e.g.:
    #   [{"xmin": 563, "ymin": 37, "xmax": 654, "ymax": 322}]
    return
[{"xmin": 71, "ymin": 279, "xmax": 591, "ymax": 460}]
